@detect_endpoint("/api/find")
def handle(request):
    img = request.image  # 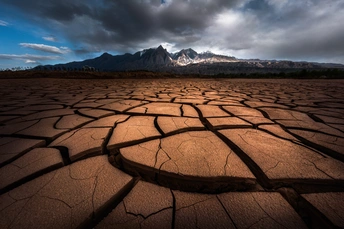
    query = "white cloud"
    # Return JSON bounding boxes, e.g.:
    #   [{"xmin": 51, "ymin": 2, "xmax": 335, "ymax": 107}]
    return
[
  {"xmin": 60, "ymin": 46, "xmax": 70, "ymax": 51},
  {"xmin": 42, "ymin": 36, "xmax": 57, "ymax": 42},
  {"xmin": 0, "ymin": 54, "xmax": 60, "ymax": 61},
  {"xmin": 25, "ymin": 59, "xmax": 38, "ymax": 64},
  {"xmin": 19, "ymin": 43, "xmax": 71, "ymax": 54},
  {"xmin": 0, "ymin": 20, "xmax": 8, "ymax": 26},
  {"xmin": 193, "ymin": 10, "xmax": 258, "ymax": 56}
]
